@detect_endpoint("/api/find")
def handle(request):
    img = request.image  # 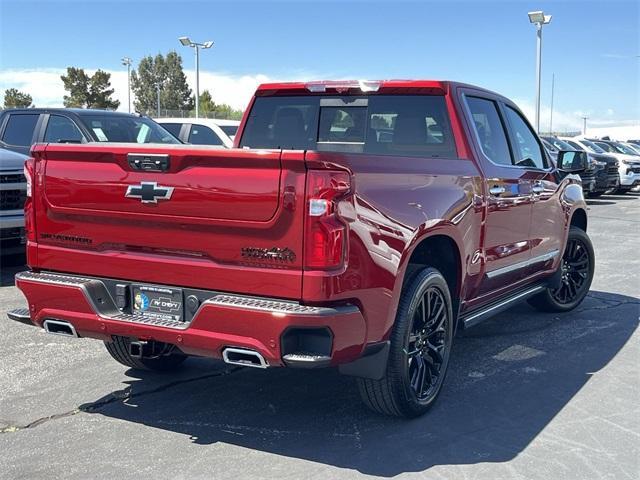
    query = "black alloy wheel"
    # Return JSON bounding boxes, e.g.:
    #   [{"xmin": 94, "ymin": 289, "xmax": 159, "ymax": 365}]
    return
[
  {"xmin": 405, "ymin": 285, "xmax": 449, "ymax": 401},
  {"xmin": 552, "ymin": 236, "xmax": 591, "ymax": 305},
  {"xmin": 528, "ymin": 226, "xmax": 595, "ymax": 313},
  {"xmin": 357, "ymin": 267, "xmax": 454, "ymax": 417}
]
